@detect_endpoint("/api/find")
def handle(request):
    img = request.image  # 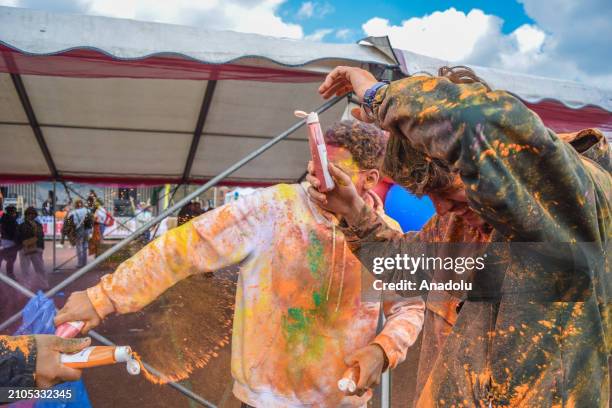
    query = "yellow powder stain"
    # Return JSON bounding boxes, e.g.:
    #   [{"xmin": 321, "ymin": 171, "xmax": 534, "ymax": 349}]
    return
[{"xmin": 277, "ymin": 184, "xmax": 297, "ymax": 201}]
